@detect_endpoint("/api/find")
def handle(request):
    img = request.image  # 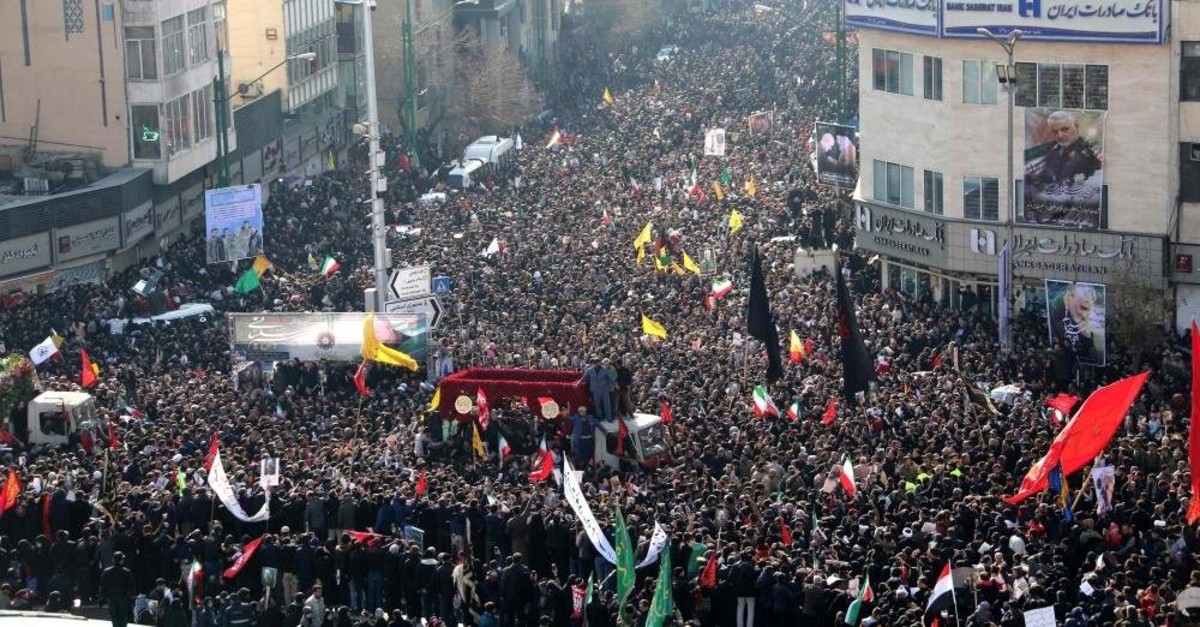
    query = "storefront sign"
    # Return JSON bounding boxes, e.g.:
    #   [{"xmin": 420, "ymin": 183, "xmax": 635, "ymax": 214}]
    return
[
  {"xmin": 122, "ymin": 201, "xmax": 155, "ymax": 248},
  {"xmin": 854, "ymin": 203, "xmax": 948, "ymax": 263},
  {"xmin": 54, "ymin": 217, "xmax": 120, "ymax": 263},
  {"xmin": 0, "ymin": 232, "xmax": 52, "ymax": 278},
  {"xmin": 1178, "ymin": 254, "xmax": 1194, "ymax": 274},
  {"xmin": 155, "ymin": 196, "xmax": 181, "ymax": 236},
  {"xmin": 845, "ymin": 0, "xmax": 940, "ymax": 36},
  {"xmin": 182, "ymin": 184, "xmax": 205, "ymax": 222}
]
